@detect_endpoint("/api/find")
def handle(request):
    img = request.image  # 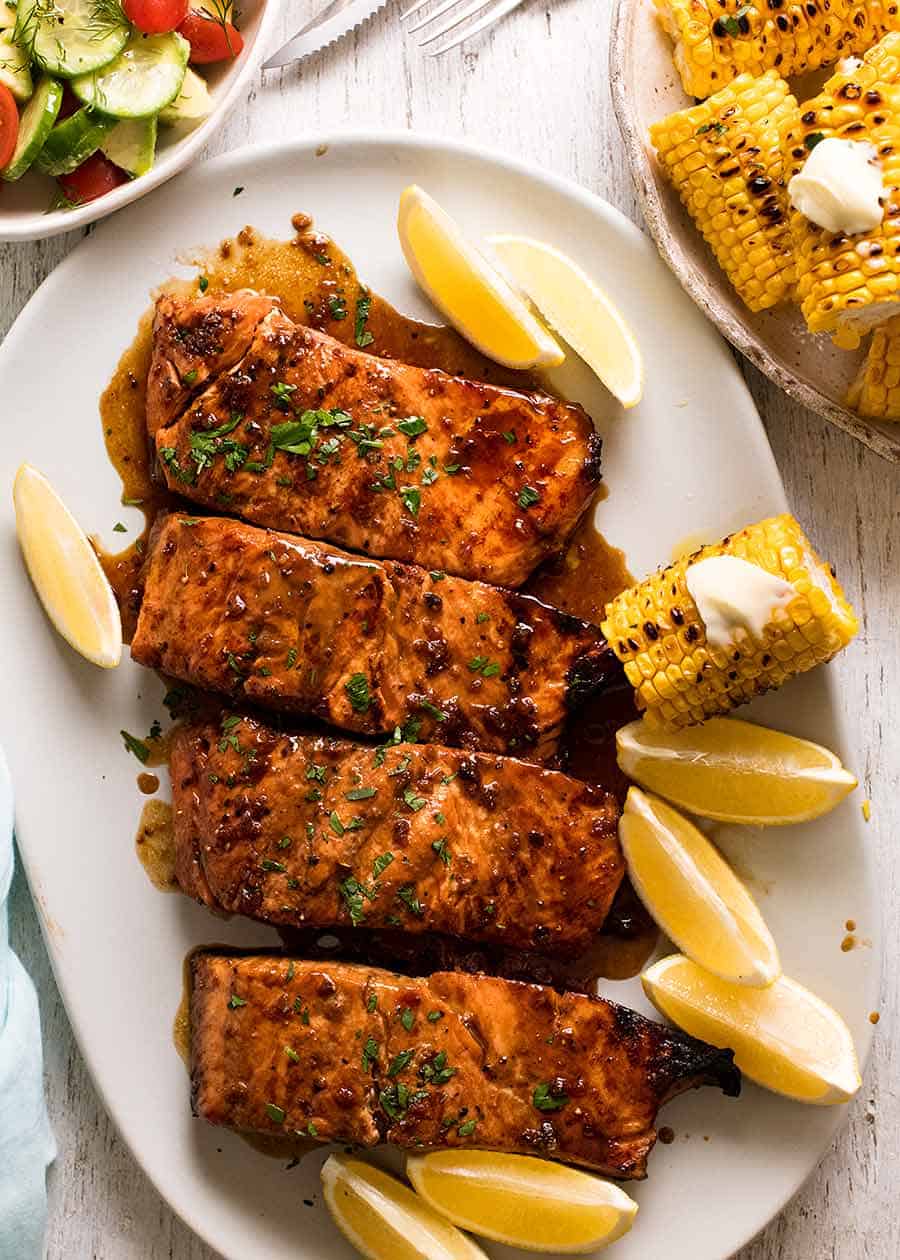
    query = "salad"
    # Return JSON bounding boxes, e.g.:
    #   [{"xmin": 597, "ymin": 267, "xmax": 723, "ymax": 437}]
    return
[{"xmin": 0, "ymin": 0, "xmax": 244, "ymax": 206}]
